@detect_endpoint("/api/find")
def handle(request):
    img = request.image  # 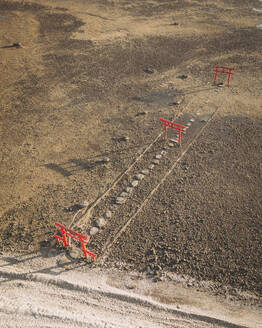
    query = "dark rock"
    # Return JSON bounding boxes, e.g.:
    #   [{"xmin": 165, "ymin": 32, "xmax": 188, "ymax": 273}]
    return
[
  {"xmin": 125, "ymin": 186, "xmax": 133, "ymax": 193},
  {"xmin": 117, "ymin": 136, "xmax": 130, "ymax": 142},
  {"xmin": 141, "ymin": 169, "xmax": 149, "ymax": 175},
  {"xmin": 12, "ymin": 43, "xmax": 21, "ymax": 48},
  {"xmin": 169, "ymin": 138, "xmax": 178, "ymax": 144},
  {"xmin": 143, "ymin": 68, "xmax": 154, "ymax": 74},
  {"xmin": 169, "ymin": 101, "xmax": 181, "ymax": 106},
  {"xmin": 79, "ymin": 201, "xmax": 89, "ymax": 208},
  {"xmin": 130, "ymin": 180, "xmax": 139, "ymax": 187},
  {"xmin": 90, "ymin": 227, "xmax": 99, "ymax": 235},
  {"xmin": 135, "ymin": 111, "xmax": 148, "ymax": 117},
  {"xmin": 120, "ymin": 191, "xmax": 129, "ymax": 198},
  {"xmin": 125, "ymin": 284, "xmax": 135, "ymax": 290},
  {"xmin": 177, "ymin": 75, "xmax": 188, "ymax": 79},
  {"xmin": 134, "ymin": 173, "xmax": 144, "ymax": 181},
  {"xmin": 152, "ymin": 159, "xmax": 160, "ymax": 165},
  {"xmin": 47, "ymin": 248, "xmax": 57, "ymax": 258},
  {"xmin": 57, "ymin": 256, "xmax": 72, "ymax": 265},
  {"xmin": 116, "ymin": 196, "xmax": 125, "ymax": 204},
  {"xmin": 69, "ymin": 247, "xmax": 82, "ymax": 259},
  {"xmin": 95, "ymin": 218, "xmax": 106, "ymax": 228},
  {"xmin": 65, "ymin": 204, "xmax": 83, "ymax": 212},
  {"xmin": 102, "ymin": 157, "xmax": 110, "ymax": 163},
  {"xmin": 104, "ymin": 210, "xmax": 112, "ymax": 219}
]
